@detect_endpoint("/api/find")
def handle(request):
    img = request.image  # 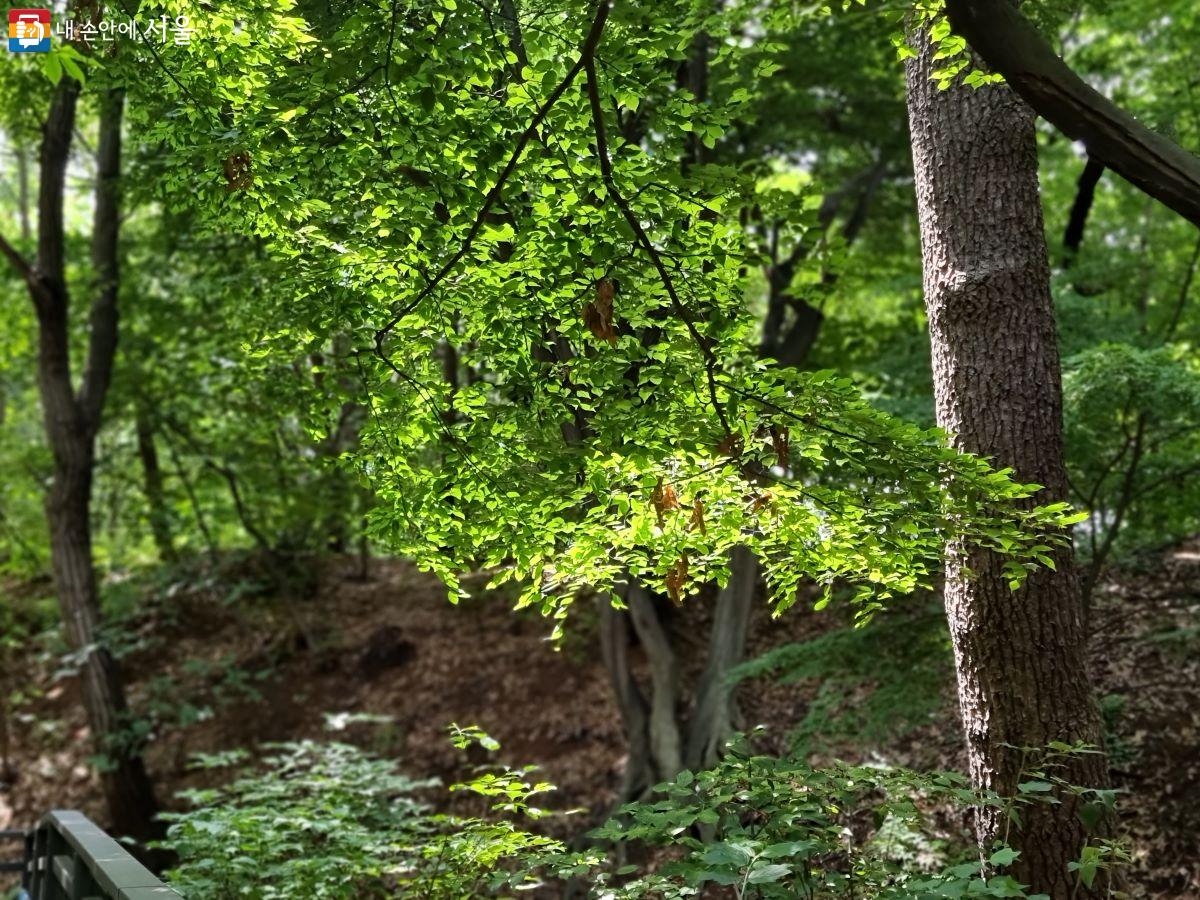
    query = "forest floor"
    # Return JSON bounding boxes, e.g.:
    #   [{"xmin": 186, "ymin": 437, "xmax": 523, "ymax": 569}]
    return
[{"xmin": 0, "ymin": 542, "xmax": 1197, "ymax": 898}]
